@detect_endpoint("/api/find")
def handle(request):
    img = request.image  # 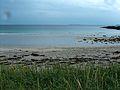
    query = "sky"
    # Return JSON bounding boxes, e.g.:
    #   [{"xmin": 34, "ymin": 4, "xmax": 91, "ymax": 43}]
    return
[{"xmin": 0, "ymin": 0, "xmax": 120, "ymax": 25}]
